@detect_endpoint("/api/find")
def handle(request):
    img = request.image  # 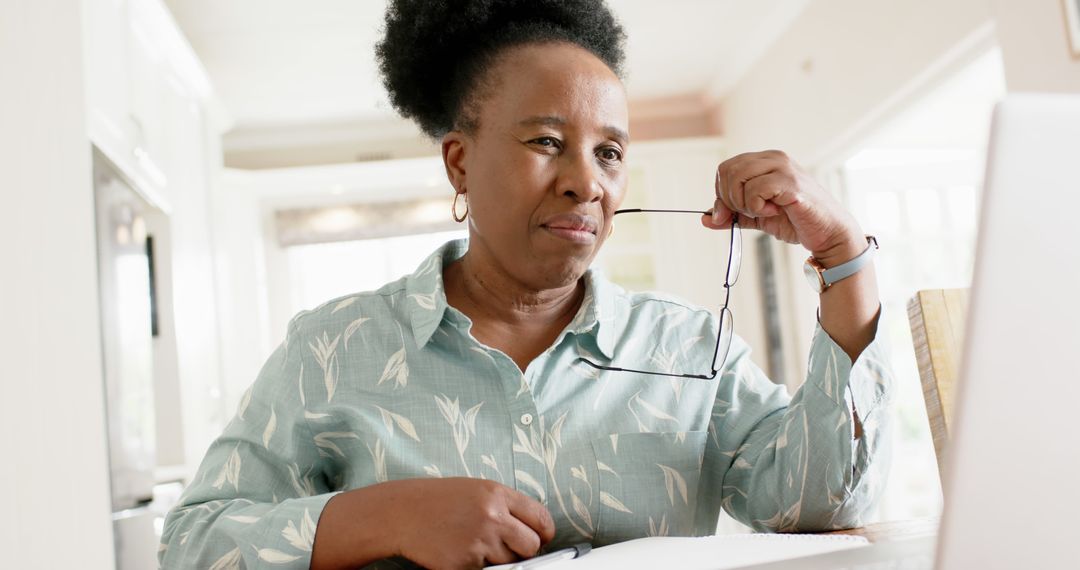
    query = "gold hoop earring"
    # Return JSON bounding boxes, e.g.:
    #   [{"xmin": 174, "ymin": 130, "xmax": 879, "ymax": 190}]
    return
[
  {"xmin": 608, "ymin": 224, "xmax": 614, "ymax": 238},
  {"xmin": 452, "ymin": 192, "xmax": 469, "ymax": 222}
]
